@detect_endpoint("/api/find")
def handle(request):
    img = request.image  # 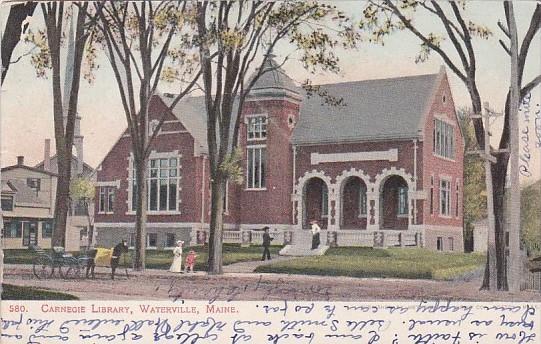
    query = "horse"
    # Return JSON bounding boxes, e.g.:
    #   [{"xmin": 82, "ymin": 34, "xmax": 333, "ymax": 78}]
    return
[{"xmin": 85, "ymin": 240, "xmax": 129, "ymax": 280}]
